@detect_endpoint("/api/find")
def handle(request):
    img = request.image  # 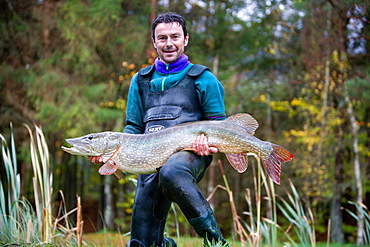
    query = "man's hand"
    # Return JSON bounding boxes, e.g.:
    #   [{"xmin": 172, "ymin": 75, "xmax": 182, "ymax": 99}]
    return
[
  {"xmin": 192, "ymin": 133, "xmax": 218, "ymax": 156},
  {"xmin": 88, "ymin": 156, "xmax": 103, "ymax": 164}
]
